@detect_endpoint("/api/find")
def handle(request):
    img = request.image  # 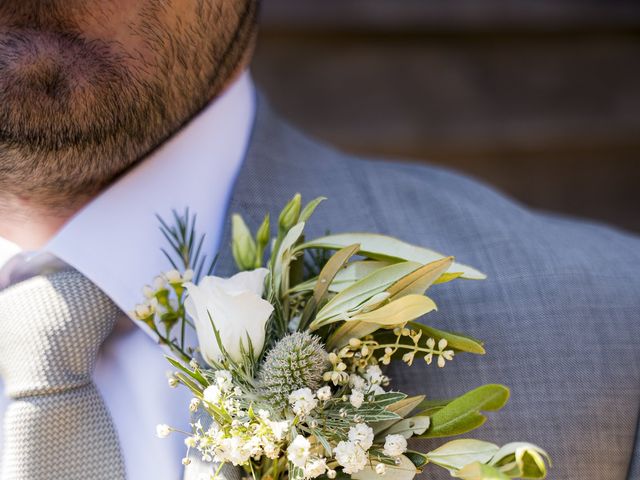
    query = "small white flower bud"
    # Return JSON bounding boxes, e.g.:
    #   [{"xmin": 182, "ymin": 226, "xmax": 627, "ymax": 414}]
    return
[
  {"xmin": 156, "ymin": 424, "xmax": 171, "ymax": 438},
  {"xmin": 189, "ymin": 398, "xmax": 200, "ymax": 412},
  {"xmin": 142, "ymin": 285, "xmax": 155, "ymax": 299},
  {"xmin": 317, "ymin": 386, "xmax": 332, "ymax": 401},
  {"xmin": 349, "ymin": 390, "xmax": 365, "ymax": 409},
  {"xmin": 327, "ymin": 470, "xmax": 337, "ymax": 479},
  {"xmin": 183, "ymin": 269, "xmax": 194, "ymax": 282},
  {"xmin": 375, "ymin": 463, "xmax": 387, "ymax": 475}
]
